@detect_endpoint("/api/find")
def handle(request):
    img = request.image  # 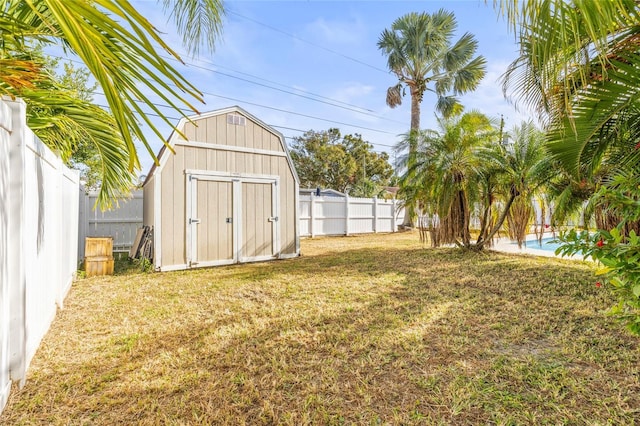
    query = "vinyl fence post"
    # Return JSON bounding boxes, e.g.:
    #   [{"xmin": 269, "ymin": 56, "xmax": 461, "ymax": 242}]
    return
[
  {"xmin": 373, "ymin": 196, "xmax": 378, "ymax": 233},
  {"xmin": 392, "ymin": 199, "xmax": 397, "ymax": 233},
  {"xmin": 345, "ymin": 194, "xmax": 350, "ymax": 236},
  {"xmin": 310, "ymin": 193, "xmax": 315, "ymax": 238},
  {"xmin": 6, "ymin": 98, "xmax": 26, "ymax": 385}
]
